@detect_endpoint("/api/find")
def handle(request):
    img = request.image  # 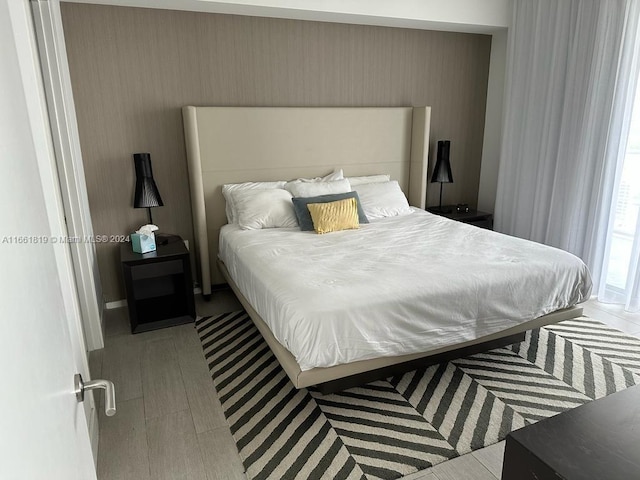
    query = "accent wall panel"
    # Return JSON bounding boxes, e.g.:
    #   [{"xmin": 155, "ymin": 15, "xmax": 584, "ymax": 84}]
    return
[{"xmin": 60, "ymin": 3, "xmax": 491, "ymax": 301}]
